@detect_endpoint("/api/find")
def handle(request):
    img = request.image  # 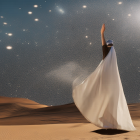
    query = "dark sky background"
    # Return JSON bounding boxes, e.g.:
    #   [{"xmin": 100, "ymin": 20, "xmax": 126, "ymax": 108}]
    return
[{"xmin": 0, "ymin": 0, "xmax": 140, "ymax": 106}]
